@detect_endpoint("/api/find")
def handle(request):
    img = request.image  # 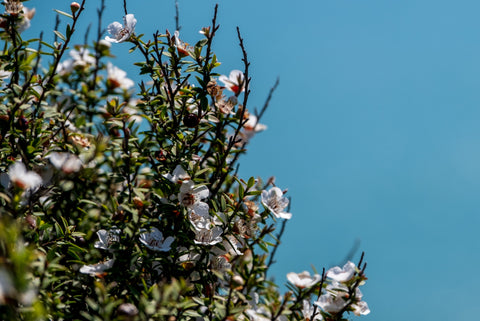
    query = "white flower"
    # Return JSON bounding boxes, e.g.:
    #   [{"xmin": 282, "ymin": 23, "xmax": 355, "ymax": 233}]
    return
[
  {"xmin": 139, "ymin": 227, "xmax": 174, "ymax": 252},
  {"xmin": 0, "ymin": 161, "xmax": 42, "ymax": 192},
  {"xmin": 326, "ymin": 261, "xmax": 356, "ymax": 283},
  {"xmin": 17, "ymin": 7, "xmax": 35, "ymax": 33},
  {"xmin": 80, "ymin": 259, "xmax": 115, "ymax": 276},
  {"xmin": 353, "ymin": 300, "xmax": 370, "ymax": 316},
  {"xmin": 47, "ymin": 152, "xmax": 83, "ymax": 174},
  {"xmin": 219, "ymin": 70, "xmax": 246, "ymax": 96},
  {"xmin": 245, "ymin": 293, "xmax": 288, "ymax": 321},
  {"xmin": 287, "ymin": 271, "xmax": 321, "ymax": 288},
  {"xmin": 178, "ymin": 180, "xmax": 209, "ymax": 208},
  {"xmin": 105, "ymin": 14, "xmax": 136, "ymax": 43},
  {"xmin": 314, "ymin": 288, "xmax": 347, "ymax": 314},
  {"xmin": 214, "ymin": 235, "xmax": 243, "ymax": 256},
  {"xmin": 261, "ymin": 187, "xmax": 291, "ymax": 219},
  {"xmin": 163, "ymin": 165, "xmax": 190, "ymax": 183},
  {"xmin": 188, "ymin": 202, "xmax": 212, "ymax": 230},
  {"xmin": 194, "ymin": 226, "xmax": 223, "ymax": 246},
  {"xmin": 57, "ymin": 47, "xmax": 96, "ymax": 75},
  {"xmin": 107, "ymin": 62, "xmax": 135, "ymax": 90},
  {"xmin": 302, "ymin": 300, "xmax": 324, "ymax": 321},
  {"xmin": 94, "ymin": 229, "xmax": 121, "ymax": 251},
  {"xmin": 314, "ymin": 281, "xmax": 370, "ymax": 316},
  {"xmin": 237, "ymin": 114, "xmax": 267, "ymax": 144}
]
